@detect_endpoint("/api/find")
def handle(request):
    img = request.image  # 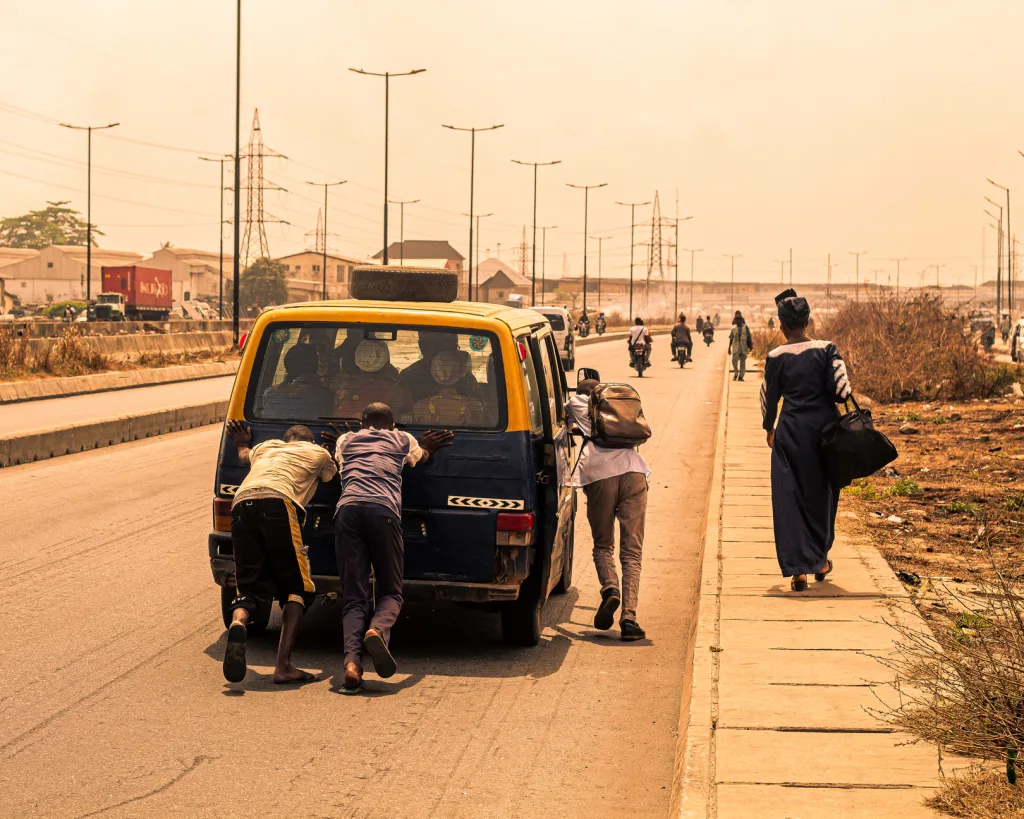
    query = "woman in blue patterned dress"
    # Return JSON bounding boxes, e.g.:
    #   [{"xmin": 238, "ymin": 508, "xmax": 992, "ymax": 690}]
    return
[{"xmin": 760, "ymin": 290, "xmax": 852, "ymax": 591}]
